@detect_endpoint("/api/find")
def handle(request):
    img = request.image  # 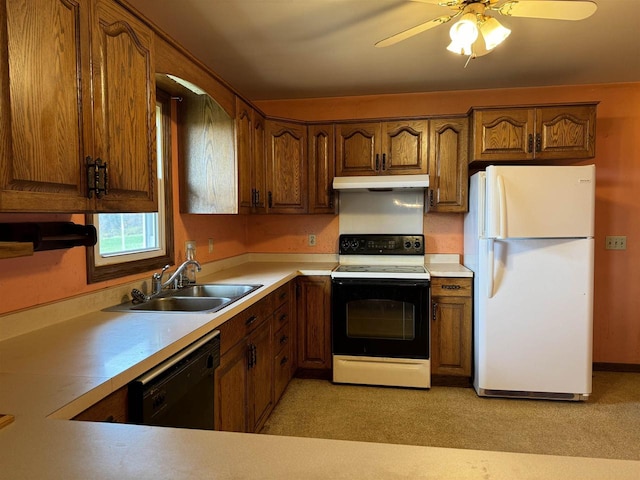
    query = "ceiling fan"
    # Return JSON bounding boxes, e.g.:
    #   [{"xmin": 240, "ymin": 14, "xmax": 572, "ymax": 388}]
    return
[{"xmin": 375, "ymin": 0, "xmax": 598, "ymax": 57}]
